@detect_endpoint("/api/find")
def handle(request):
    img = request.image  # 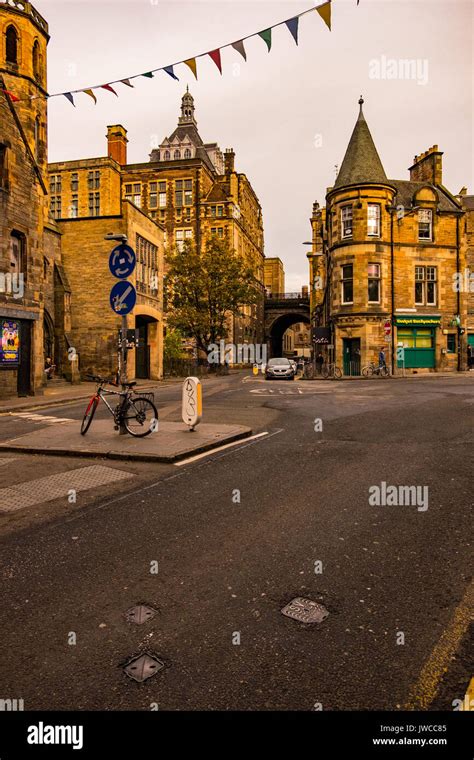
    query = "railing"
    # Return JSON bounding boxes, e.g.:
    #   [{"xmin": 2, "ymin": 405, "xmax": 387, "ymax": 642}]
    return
[{"xmin": 265, "ymin": 292, "xmax": 310, "ymax": 301}]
